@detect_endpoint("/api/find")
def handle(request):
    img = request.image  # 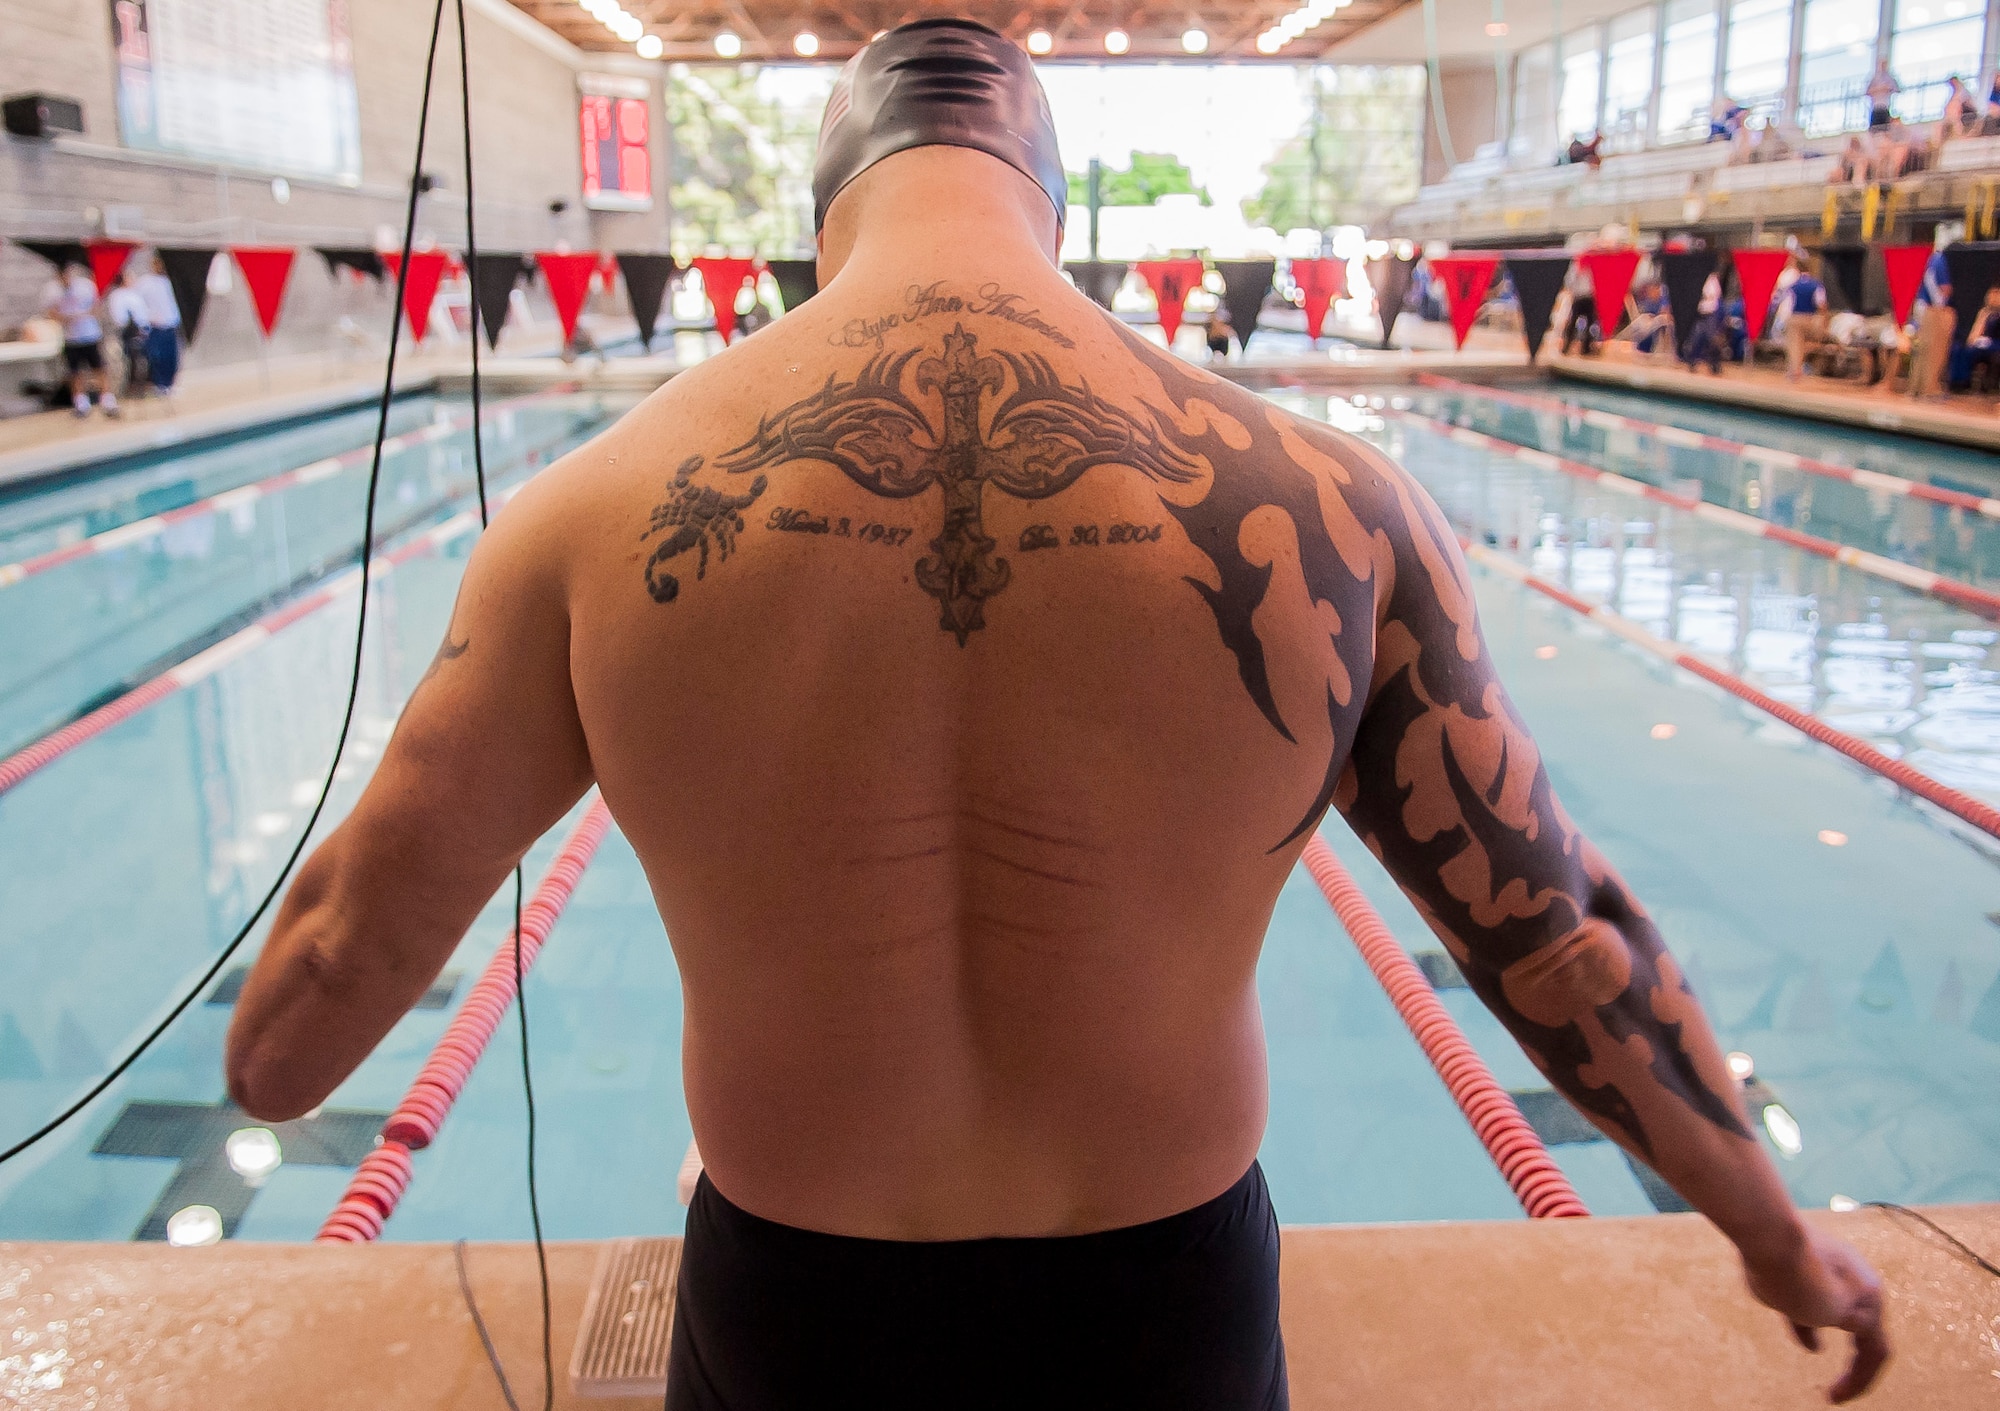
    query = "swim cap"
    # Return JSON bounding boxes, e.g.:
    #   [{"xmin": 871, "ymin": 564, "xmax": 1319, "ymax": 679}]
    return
[{"xmin": 812, "ymin": 18, "xmax": 1066, "ymax": 232}]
